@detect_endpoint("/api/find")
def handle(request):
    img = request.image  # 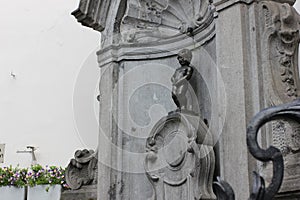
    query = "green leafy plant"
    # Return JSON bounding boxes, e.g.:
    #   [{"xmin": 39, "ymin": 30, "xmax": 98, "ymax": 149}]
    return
[
  {"xmin": 0, "ymin": 166, "xmax": 27, "ymax": 188},
  {"xmin": 0, "ymin": 165, "xmax": 69, "ymax": 190}
]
